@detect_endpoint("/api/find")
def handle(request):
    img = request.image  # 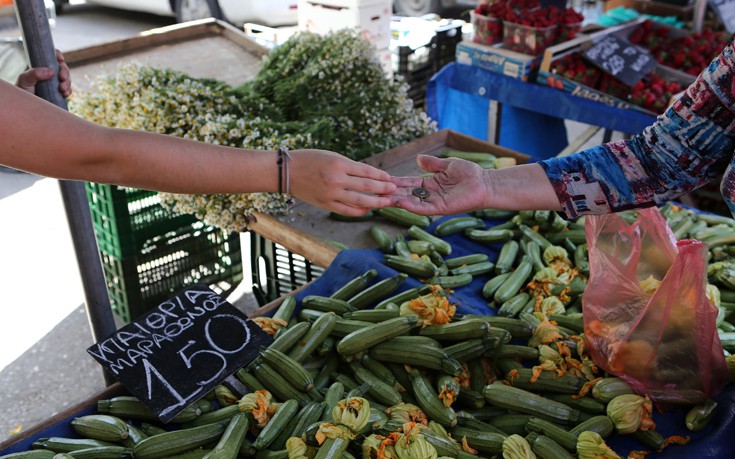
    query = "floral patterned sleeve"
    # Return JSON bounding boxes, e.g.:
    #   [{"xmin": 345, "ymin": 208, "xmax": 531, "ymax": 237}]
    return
[{"xmin": 539, "ymin": 35, "xmax": 735, "ymax": 219}]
